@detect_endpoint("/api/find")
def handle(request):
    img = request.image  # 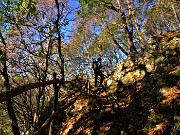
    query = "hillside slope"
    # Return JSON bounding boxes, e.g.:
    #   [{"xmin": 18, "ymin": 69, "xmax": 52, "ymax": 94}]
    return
[{"xmin": 53, "ymin": 30, "xmax": 180, "ymax": 135}]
